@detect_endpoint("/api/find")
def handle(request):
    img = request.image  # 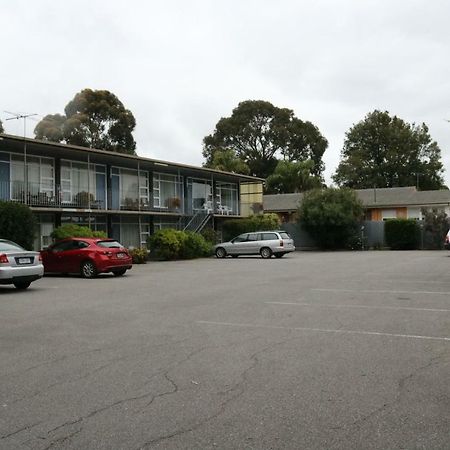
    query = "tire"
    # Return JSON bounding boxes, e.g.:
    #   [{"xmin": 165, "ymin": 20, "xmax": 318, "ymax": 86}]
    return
[
  {"xmin": 215, "ymin": 247, "xmax": 227, "ymax": 258},
  {"xmin": 113, "ymin": 269, "xmax": 127, "ymax": 276},
  {"xmin": 13, "ymin": 281, "xmax": 31, "ymax": 290},
  {"xmin": 80, "ymin": 260, "xmax": 97, "ymax": 278},
  {"xmin": 274, "ymin": 253, "xmax": 284, "ymax": 258},
  {"xmin": 260, "ymin": 247, "xmax": 272, "ymax": 259}
]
